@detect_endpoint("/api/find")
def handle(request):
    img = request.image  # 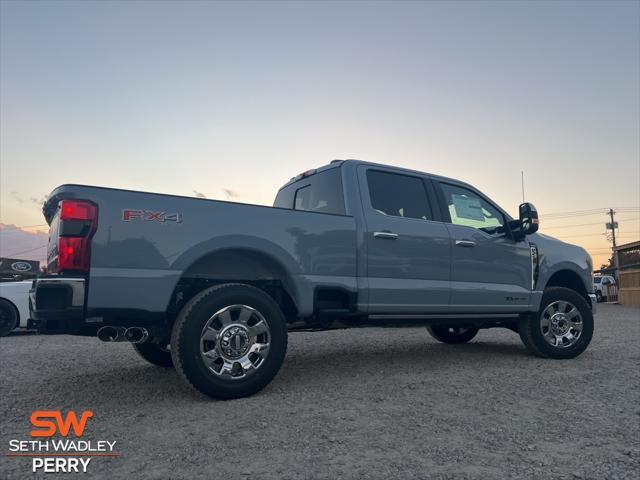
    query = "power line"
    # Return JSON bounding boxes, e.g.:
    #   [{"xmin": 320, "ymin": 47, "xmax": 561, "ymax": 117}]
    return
[
  {"xmin": 541, "ymin": 213, "xmax": 607, "ymax": 221},
  {"xmin": 0, "ymin": 224, "xmax": 48, "ymax": 232},
  {"xmin": 541, "ymin": 207, "xmax": 639, "ymax": 220},
  {"xmin": 542, "ymin": 217, "xmax": 639, "ymax": 230},
  {"xmin": 1, "ymin": 244, "xmax": 48, "ymax": 256},
  {"xmin": 541, "ymin": 208, "xmax": 608, "ymax": 218},
  {"xmin": 554, "ymin": 233, "xmax": 608, "ymax": 239},
  {"xmin": 543, "ymin": 220, "xmax": 609, "ymax": 229}
]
